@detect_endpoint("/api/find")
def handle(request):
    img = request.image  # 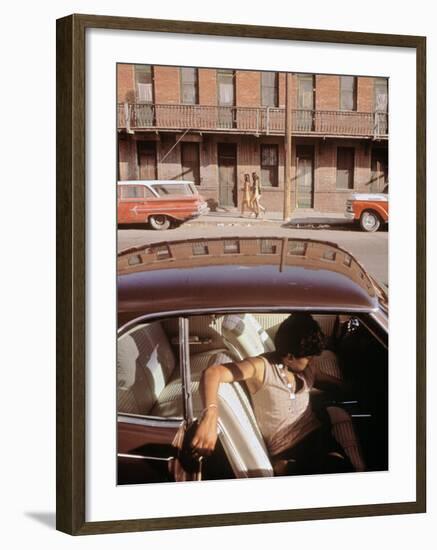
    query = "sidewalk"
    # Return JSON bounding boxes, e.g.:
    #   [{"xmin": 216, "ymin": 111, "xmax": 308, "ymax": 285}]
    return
[{"xmin": 187, "ymin": 208, "xmax": 353, "ymax": 227}]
